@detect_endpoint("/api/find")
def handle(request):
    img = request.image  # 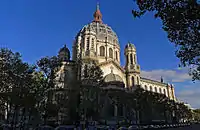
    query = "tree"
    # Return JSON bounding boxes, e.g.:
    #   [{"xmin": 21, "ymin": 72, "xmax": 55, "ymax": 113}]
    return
[
  {"xmin": 132, "ymin": 0, "xmax": 200, "ymax": 80},
  {"xmin": 79, "ymin": 86, "xmax": 101, "ymax": 120},
  {"xmin": 132, "ymin": 87, "xmax": 182, "ymax": 124},
  {"xmin": 36, "ymin": 56, "xmax": 63, "ymax": 124},
  {"xmin": 0, "ymin": 48, "xmax": 39, "ymax": 128},
  {"xmin": 77, "ymin": 60, "xmax": 105, "ymax": 121},
  {"xmin": 193, "ymin": 109, "xmax": 200, "ymax": 121},
  {"xmin": 37, "ymin": 56, "xmax": 62, "ymax": 89},
  {"xmin": 81, "ymin": 60, "xmax": 104, "ymax": 87}
]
